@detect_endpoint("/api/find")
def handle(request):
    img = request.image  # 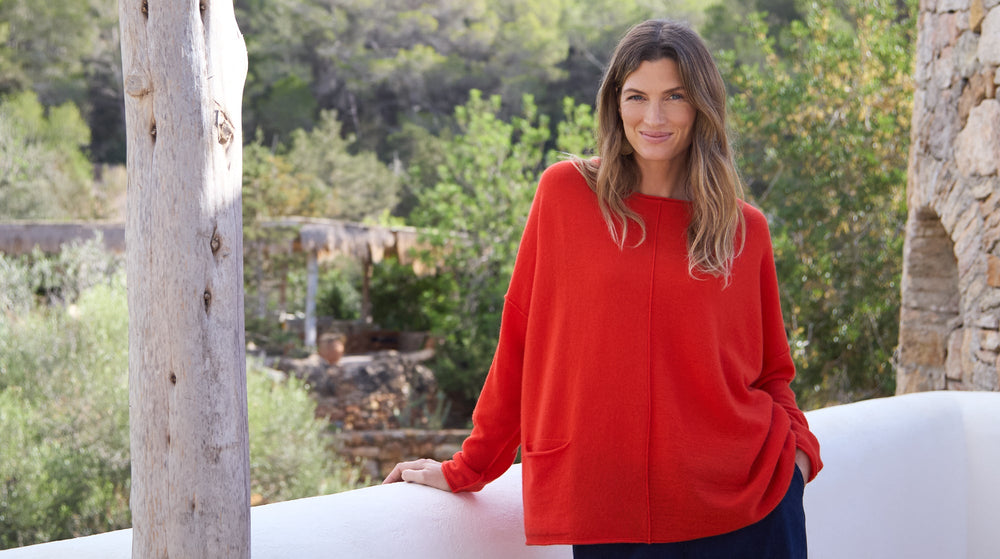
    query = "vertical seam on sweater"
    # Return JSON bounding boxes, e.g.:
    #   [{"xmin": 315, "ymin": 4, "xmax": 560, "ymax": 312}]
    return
[{"xmin": 644, "ymin": 201, "xmax": 662, "ymax": 542}]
